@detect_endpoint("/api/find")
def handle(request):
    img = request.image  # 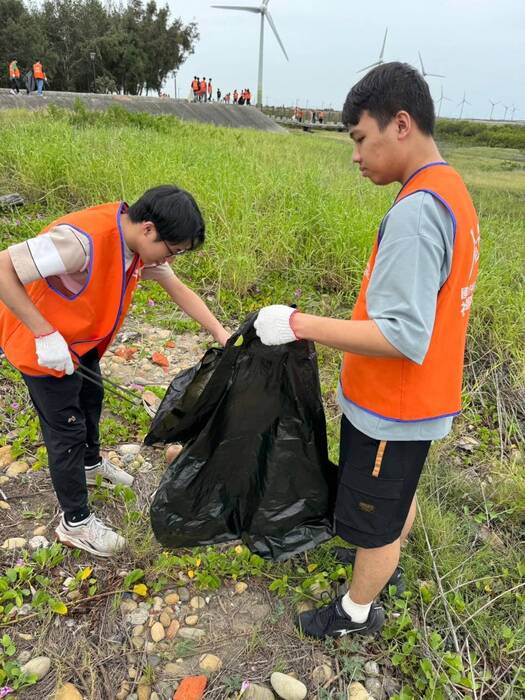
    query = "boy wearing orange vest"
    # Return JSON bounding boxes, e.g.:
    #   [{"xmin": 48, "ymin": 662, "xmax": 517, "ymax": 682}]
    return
[
  {"xmin": 0, "ymin": 185, "xmax": 229, "ymax": 558},
  {"xmin": 8, "ymin": 59, "xmax": 21, "ymax": 94},
  {"xmin": 200, "ymin": 77, "xmax": 207, "ymax": 102},
  {"xmin": 33, "ymin": 60, "xmax": 46, "ymax": 96},
  {"xmin": 254, "ymin": 62, "xmax": 479, "ymax": 638}
]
